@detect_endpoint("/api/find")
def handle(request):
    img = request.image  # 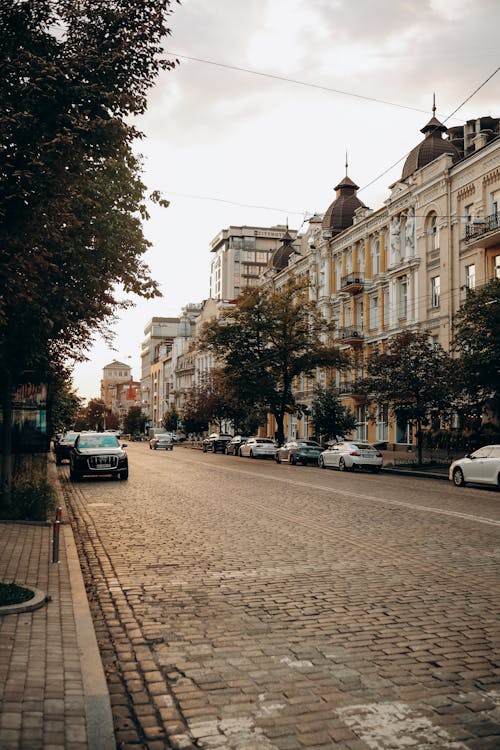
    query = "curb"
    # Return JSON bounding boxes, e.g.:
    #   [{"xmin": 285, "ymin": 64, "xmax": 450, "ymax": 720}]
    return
[
  {"xmin": 0, "ymin": 586, "xmax": 49, "ymax": 616},
  {"xmin": 50, "ymin": 462, "xmax": 116, "ymax": 750},
  {"xmin": 382, "ymin": 467, "xmax": 450, "ymax": 481}
]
